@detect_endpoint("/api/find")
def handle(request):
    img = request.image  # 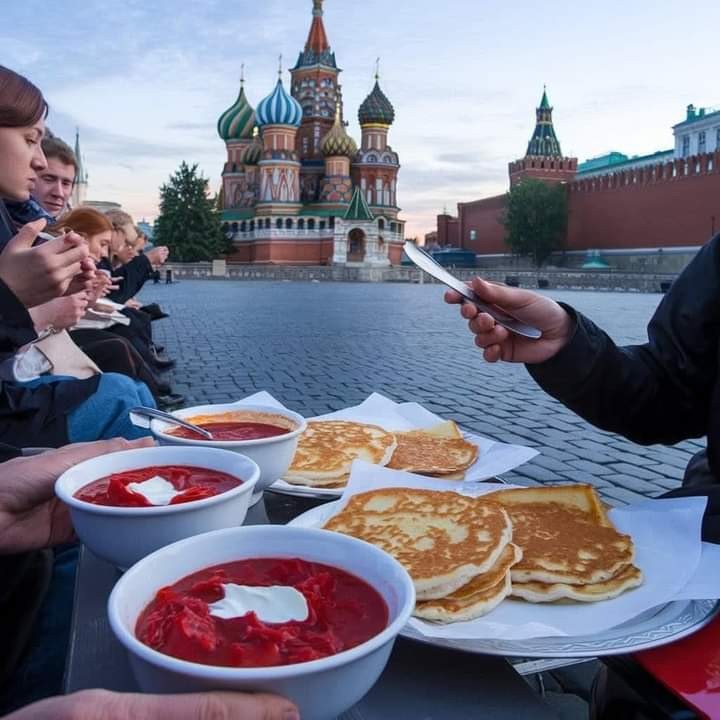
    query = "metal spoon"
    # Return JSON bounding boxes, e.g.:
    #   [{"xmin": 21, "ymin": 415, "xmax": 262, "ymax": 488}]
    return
[{"xmin": 129, "ymin": 406, "xmax": 214, "ymax": 439}]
